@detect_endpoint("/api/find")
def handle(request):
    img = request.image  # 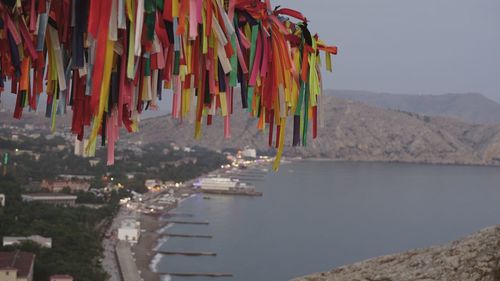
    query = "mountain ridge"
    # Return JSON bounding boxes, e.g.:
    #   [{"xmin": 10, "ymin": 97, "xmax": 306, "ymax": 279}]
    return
[
  {"xmin": 328, "ymin": 90, "xmax": 500, "ymax": 124},
  {"xmin": 5, "ymin": 93, "xmax": 500, "ymax": 167},
  {"xmin": 129, "ymin": 96, "xmax": 500, "ymax": 166}
]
